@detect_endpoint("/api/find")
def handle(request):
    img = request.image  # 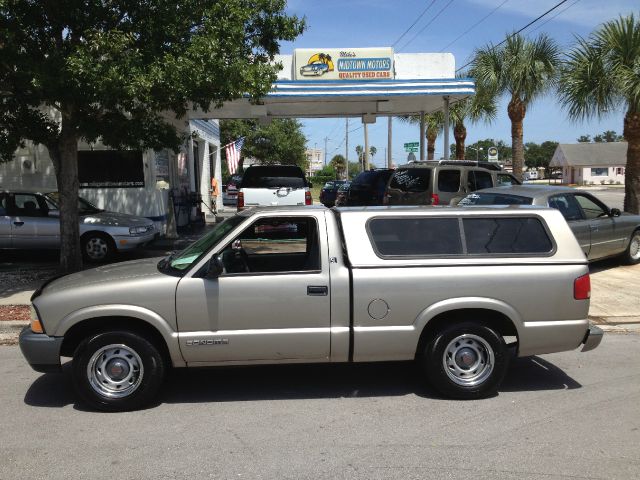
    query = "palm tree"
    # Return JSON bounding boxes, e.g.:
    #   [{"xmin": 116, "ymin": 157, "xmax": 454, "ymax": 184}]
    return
[
  {"xmin": 355, "ymin": 145, "xmax": 364, "ymax": 170},
  {"xmin": 330, "ymin": 154, "xmax": 347, "ymax": 179},
  {"xmin": 369, "ymin": 146, "xmax": 377, "ymax": 166},
  {"xmin": 559, "ymin": 14, "xmax": 640, "ymax": 213},
  {"xmin": 398, "ymin": 112, "xmax": 444, "ymax": 160},
  {"xmin": 471, "ymin": 33, "xmax": 560, "ymax": 180},
  {"xmin": 449, "ymin": 85, "xmax": 497, "ymax": 160}
]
